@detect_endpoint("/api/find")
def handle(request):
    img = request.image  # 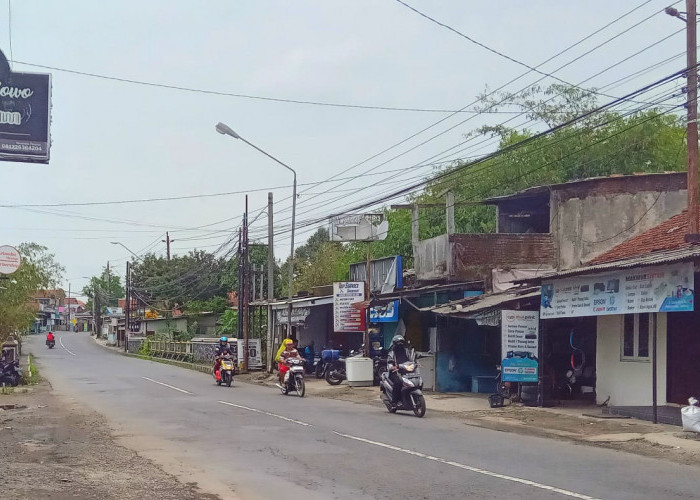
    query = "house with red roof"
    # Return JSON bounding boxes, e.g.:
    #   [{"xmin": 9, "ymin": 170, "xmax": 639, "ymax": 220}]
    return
[{"xmin": 533, "ymin": 210, "xmax": 700, "ymax": 423}]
